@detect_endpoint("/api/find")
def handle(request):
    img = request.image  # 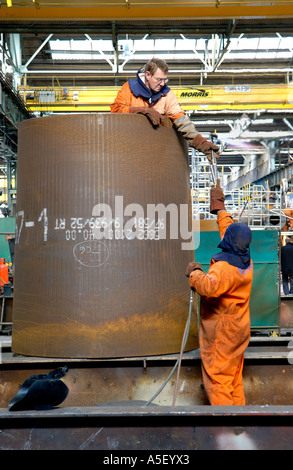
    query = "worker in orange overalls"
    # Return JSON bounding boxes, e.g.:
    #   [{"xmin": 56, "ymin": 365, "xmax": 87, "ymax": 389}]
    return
[
  {"xmin": 185, "ymin": 181, "xmax": 253, "ymax": 405},
  {"xmin": 110, "ymin": 57, "xmax": 219, "ymax": 162}
]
